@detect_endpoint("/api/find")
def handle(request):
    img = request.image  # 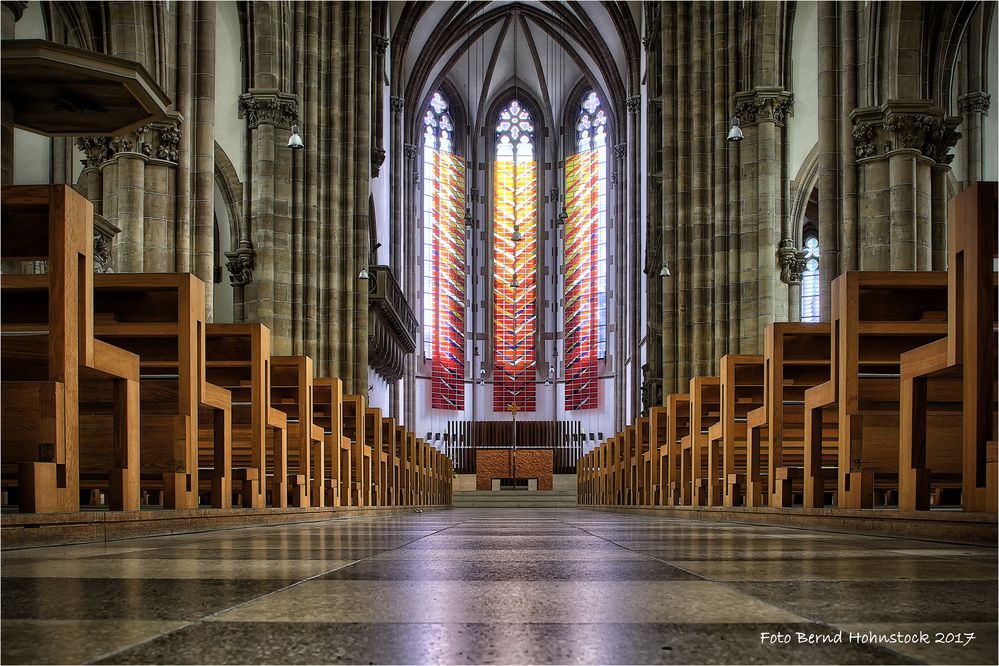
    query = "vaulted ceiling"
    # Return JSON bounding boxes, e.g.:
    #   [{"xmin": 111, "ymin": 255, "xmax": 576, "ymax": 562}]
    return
[{"xmin": 390, "ymin": 1, "xmax": 641, "ymax": 145}]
